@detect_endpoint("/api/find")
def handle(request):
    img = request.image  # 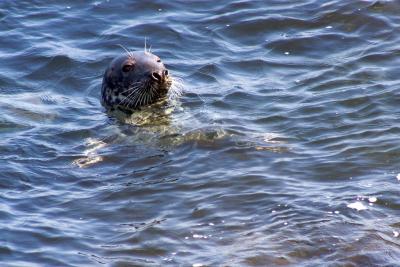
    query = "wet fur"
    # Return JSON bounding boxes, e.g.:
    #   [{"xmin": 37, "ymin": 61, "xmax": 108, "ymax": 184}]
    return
[{"xmin": 101, "ymin": 48, "xmax": 181, "ymax": 113}]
